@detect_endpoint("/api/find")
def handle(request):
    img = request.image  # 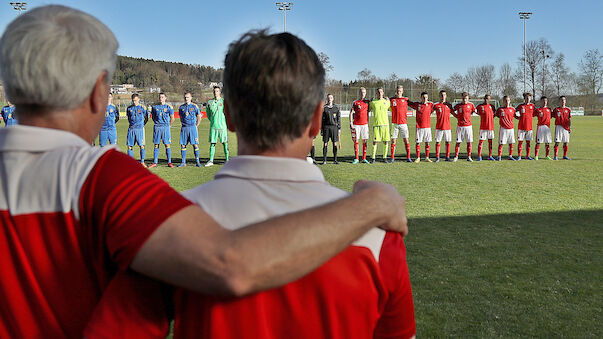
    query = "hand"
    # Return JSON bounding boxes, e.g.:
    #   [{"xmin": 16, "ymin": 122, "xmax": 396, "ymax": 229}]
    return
[{"xmin": 352, "ymin": 180, "xmax": 408, "ymax": 237}]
